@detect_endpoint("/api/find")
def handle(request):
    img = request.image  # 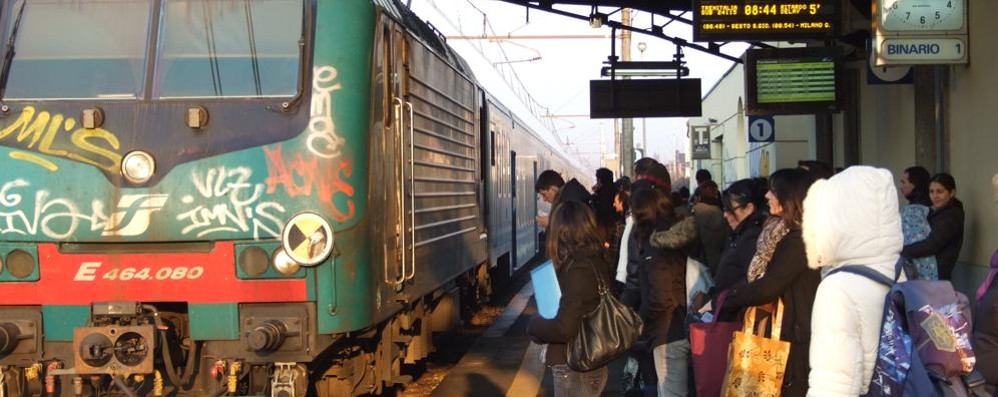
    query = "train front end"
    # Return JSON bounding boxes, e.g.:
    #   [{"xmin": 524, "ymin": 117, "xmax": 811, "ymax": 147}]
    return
[{"xmin": 0, "ymin": 1, "xmax": 377, "ymax": 395}]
